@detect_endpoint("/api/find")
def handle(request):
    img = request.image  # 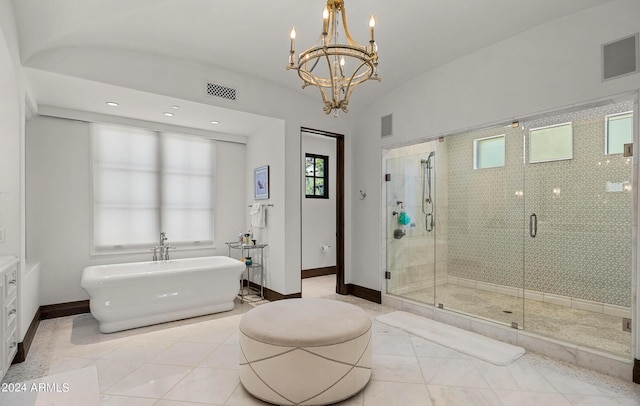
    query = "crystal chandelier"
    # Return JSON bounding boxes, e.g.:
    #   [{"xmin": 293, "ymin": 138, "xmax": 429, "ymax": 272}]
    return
[{"xmin": 287, "ymin": 0, "xmax": 380, "ymax": 116}]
